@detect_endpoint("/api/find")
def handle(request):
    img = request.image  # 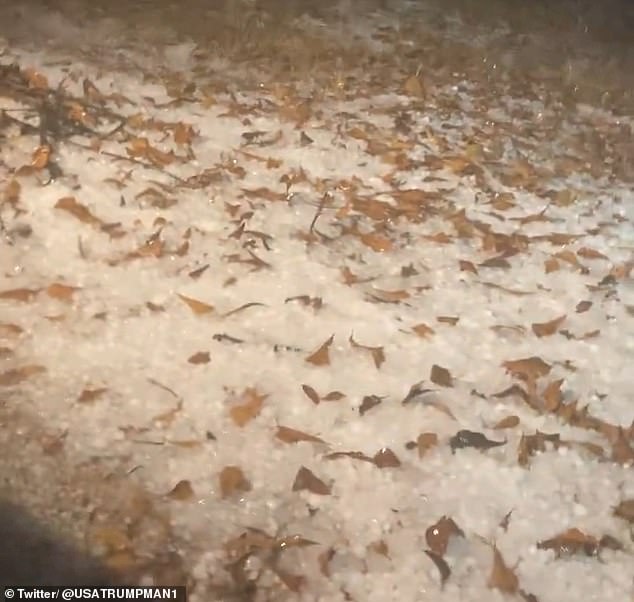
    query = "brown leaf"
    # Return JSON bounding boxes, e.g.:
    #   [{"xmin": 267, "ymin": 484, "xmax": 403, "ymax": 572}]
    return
[
  {"xmin": 430, "ymin": 364, "xmax": 453, "ymax": 387},
  {"xmin": 219, "ymin": 466, "xmax": 252, "ymax": 498},
  {"xmin": 503, "ymin": 357, "xmax": 551, "ymax": 381},
  {"xmin": 611, "ymin": 428, "xmax": 634, "ymax": 465},
  {"xmin": 305, "ymin": 335, "xmax": 334, "ymax": 366},
  {"xmin": 318, "ymin": 548, "xmax": 336, "ymax": 577},
  {"xmin": 322, "ymin": 391, "xmax": 346, "ymax": 401},
  {"xmin": 55, "ymin": 196, "xmax": 102, "ymax": 226},
  {"xmin": 167, "ymin": 480, "xmax": 195, "ymax": 501},
  {"xmin": 613, "ymin": 499, "xmax": 634, "ymax": 523},
  {"xmin": 575, "ymin": 300, "xmax": 592, "ymax": 313},
  {"xmin": 437, "ymin": 316, "xmax": 459, "ymax": 326},
  {"xmin": 493, "ymin": 415, "xmax": 520, "ymax": 430},
  {"xmin": 325, "ymin": 451, "xmax": 374, "ymax": 464},
  {"xmin": 403, "ymin": 74, "xmax": 425, "ymax": 97},
  {"xmin": 449, "ymin": 430, "xmax": 506, "ymax": 453},
  {"xmin": 359, "ymin": 395, "xmax": 383, "ymax": 415},
  {"xmin": 359, "ymin": 232, "xmax": 393, "ymax": 252},
  {"xmin": 425, "ymin": 550, "xmax": 451, "ymax": 587},
  {"xmin": 417, "ymin": 432, "xmax": 439, "ymax": 458},
  {"xmin": 292, "ymin": 466, "xmax": 331, "ymax": 495},
  {"xmin": 188, "ymin": 351, "xmax": 211, "ymax": 364},
  {"xmin": 77, "ymin": 388, "xmax": 108, "ymax": 404},
  {"xmin": 542, "ymin": 379, "xmax": 564, "ymax": 411},
  {"xmin": 425, "ymin": 516, "xmax": 464, "ymax": 556},
  {"xmin": 488, "ymin": 546, "xmax": 518, "ymax": 593},
  {"xmin": 0, "ymin": 288, "xmax": 40, "ymax": 302},
  {"xmin": 537, "ymin": 528, "xmax": 600, "ymax": 557},
  {"xmin": 373, "ymin": 447, "xmax": 401, "ymax": 468},
  {"xmin": 412, "ymin": 323, "xmax": 435, "ymax": 338},
  {"xmin": 544, "ymin": 257, "xmax": 560, "ymax": 273},
  {"xmin": 46, "ymin": 283, "xmax": 80, "ymax": 302},
  {"xmin": 532, "ymin": 315, "xmax": 566, "ymax": 337},
  {"xmin": 0, "ymin": 323, "xmax": 23, "ymax": 338},
  {"xmin": 577, "ymin": 247, "xmax": 608, "ymax": 260},
  {"xmin": 517, "ymin": 431, "xmax": 561, "ymax": 467},
  {"xmin": 301, "ymin": 384, "xmax": 321, "ymax": 405},
  {"xmin": 0, "ymin": 365, "xmax": 46, "ymax": 386},
  {"xmin": 349, "ymin": 334, "xmax": 385, "ymax": 369},
  {"xmin": 459, "ymin": 260, "xmax": 479, "ymax": 274},
  {"xmin": 275, "ymin": 426, "xmax": 325, "ymax": 445},
  {"xmin": 178, "ymin": 294, "xmax": 214, "ymax": 315},
  {"xmin": 229, "ymin": 387, "xmax": 266, "ymax": 427}
]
